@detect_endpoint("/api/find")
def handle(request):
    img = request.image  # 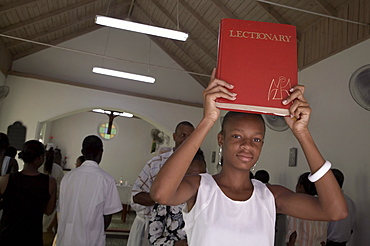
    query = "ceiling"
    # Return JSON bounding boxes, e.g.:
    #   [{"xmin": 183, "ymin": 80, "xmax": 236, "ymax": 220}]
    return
[{"xmin": 1, "ymin": 0, "xmax": 369, "ymax": 106}]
